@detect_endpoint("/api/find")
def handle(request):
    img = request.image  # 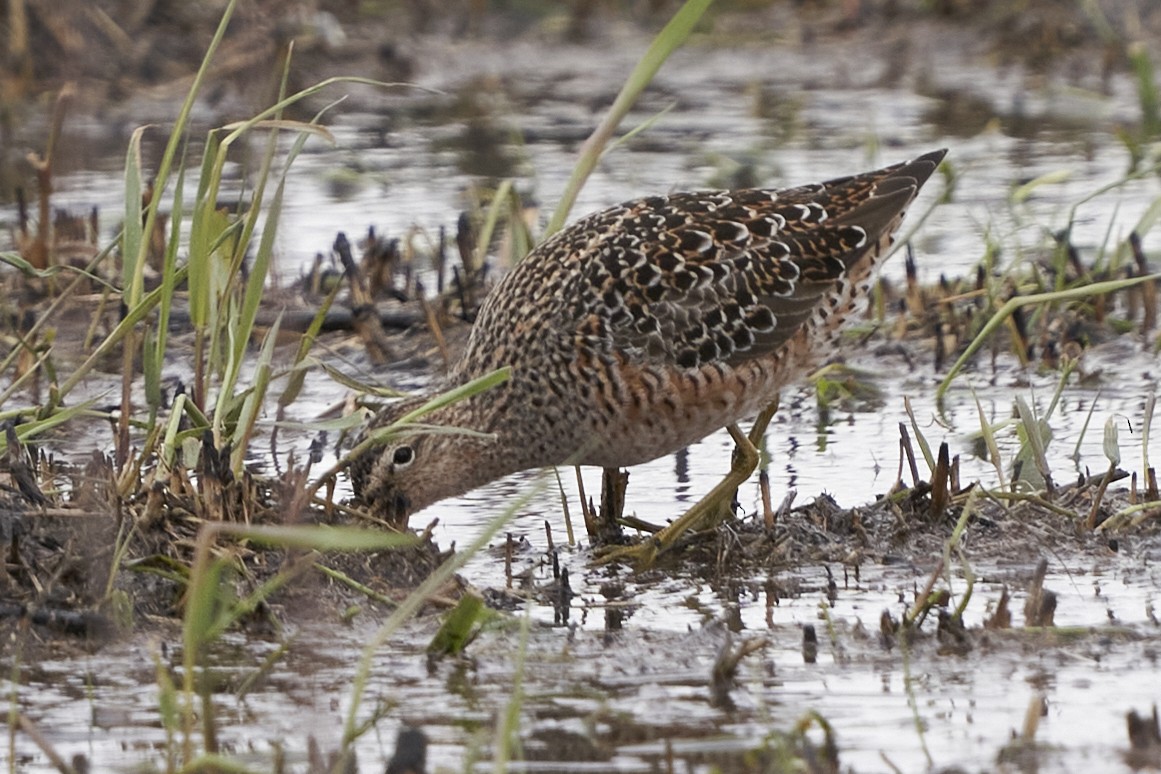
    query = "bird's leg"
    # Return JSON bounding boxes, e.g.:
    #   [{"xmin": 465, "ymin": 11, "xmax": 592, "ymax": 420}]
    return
[
  {"xmin": 596, "ymin": 397, "xmax": 779, "ymax": 570},
  {"xmin": 717, "ymin": 394, "xmax": 779, "ymax": 522}
]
